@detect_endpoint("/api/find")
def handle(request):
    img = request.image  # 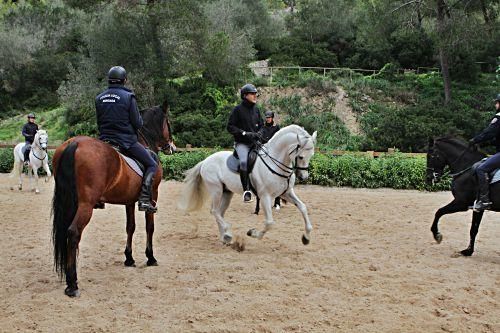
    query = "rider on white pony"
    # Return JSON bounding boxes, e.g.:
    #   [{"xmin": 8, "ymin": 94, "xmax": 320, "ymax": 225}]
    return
[
  {"xmin": 21, "ymin": 113, "xmax": 38, "ymax": 165},
  {"xmin": 227, "ymin": 83, "xmax": 263, "ymax": 203}
]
